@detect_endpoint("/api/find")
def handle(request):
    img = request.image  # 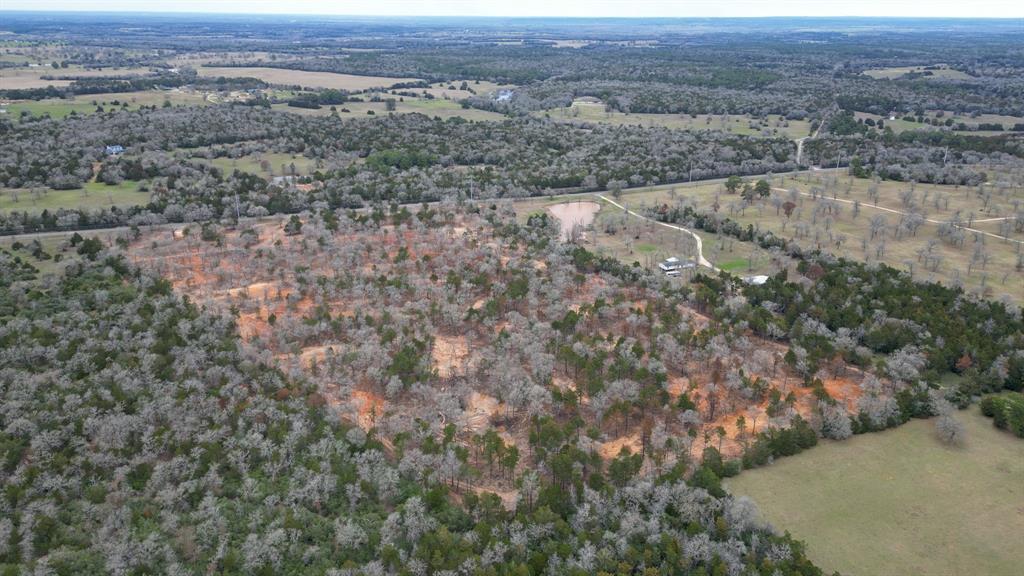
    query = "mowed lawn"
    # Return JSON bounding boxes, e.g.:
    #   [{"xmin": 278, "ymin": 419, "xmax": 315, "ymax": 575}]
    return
[{"xmin": 725, "ymin": 407, "xmax": 1024, "ymax": 576}]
